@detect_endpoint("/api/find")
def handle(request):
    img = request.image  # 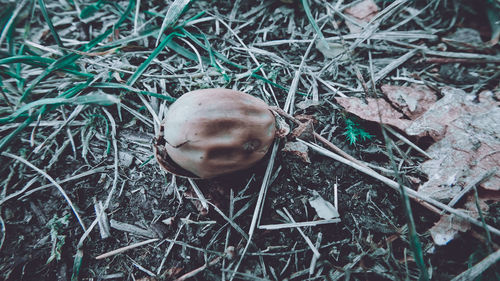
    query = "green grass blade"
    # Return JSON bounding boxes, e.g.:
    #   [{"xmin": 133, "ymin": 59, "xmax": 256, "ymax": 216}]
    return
[
  {"xmin": 127, "ymin": 32, "xmax": 181, "ymax": 86},
  {"xmin": 0, "ymin": 94, "xmax": 119, "ymax": 124},
  {"xmin": 92, "ymin": 82, "xmax": 176, "ymax": 102},
  {"xmin": 79, "ymin": 0, "xmax": 105, "ymax": 19},
  {"xmin": 19, "ymin": 0, "xmax": 135, "ymax": 102},
  {"xmin": 156, "ymin": 0, "xmax": 193, "ymax": 46},
  {"xmin": 181, "ymin": 29, "xmax": 245, "ymax": 69},
  {"xmin": 166, "ymin": 39, "xmax": 210, "ymax": 64},
  {"xmin": 301, "ymin": 0, "xmax": 329, "ymax": 50},
  {"xmin": 0, "ymin": 2, "xmax": 18, "ymax": 48},
  {"xmin": 0, "ymin": 79, "xmax": 90, "ymax": 152},
  {"xmin": 381, "ymin": 129, "xmax": 429, "ymax": 281},
  {"xmin": 0, "ymin": 55, "xmax": 93, "ymax": 77},
  {"xmin": 37, "ymin": 0, "xmax": 66, "ymax": 50}
]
